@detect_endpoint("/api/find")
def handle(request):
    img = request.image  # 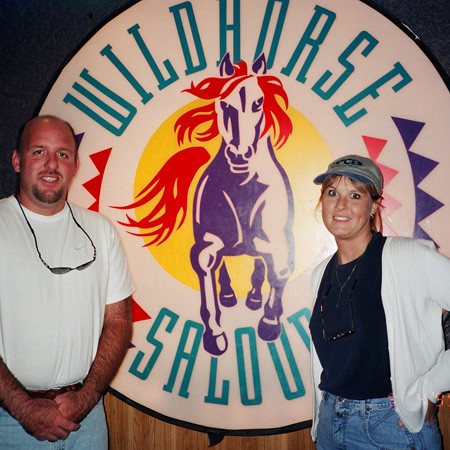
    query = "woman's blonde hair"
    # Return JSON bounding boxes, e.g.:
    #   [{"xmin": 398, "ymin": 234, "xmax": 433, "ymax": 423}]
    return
[{"xmin": 317, "ymin": 175, "xmax": 383, "ymax": 234}]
